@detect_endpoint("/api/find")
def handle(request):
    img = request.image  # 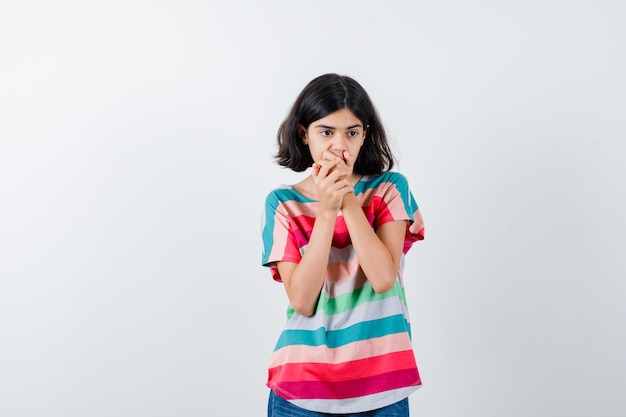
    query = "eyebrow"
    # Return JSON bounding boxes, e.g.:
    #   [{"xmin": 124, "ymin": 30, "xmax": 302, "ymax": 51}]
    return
[{"xmin": 314, "ymin": 124, "xmax": 363, "ymax": 130}]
